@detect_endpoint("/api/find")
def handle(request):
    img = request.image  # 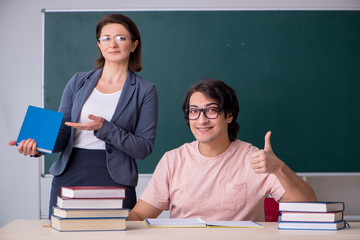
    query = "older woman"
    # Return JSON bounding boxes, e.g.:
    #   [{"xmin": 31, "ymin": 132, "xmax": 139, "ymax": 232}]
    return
[{"xmin": 9, "ymin": 14, "xmax": 158, "ymax": 217}]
